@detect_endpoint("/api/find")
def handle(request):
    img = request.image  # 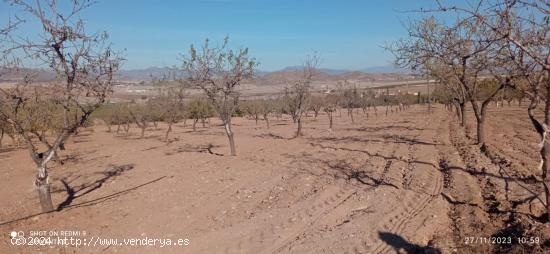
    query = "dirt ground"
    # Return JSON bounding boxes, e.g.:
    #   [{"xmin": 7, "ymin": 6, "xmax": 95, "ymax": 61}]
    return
[{"xmin": 1, "ymin": 104, "xmax": 549, "ymax": 253}]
